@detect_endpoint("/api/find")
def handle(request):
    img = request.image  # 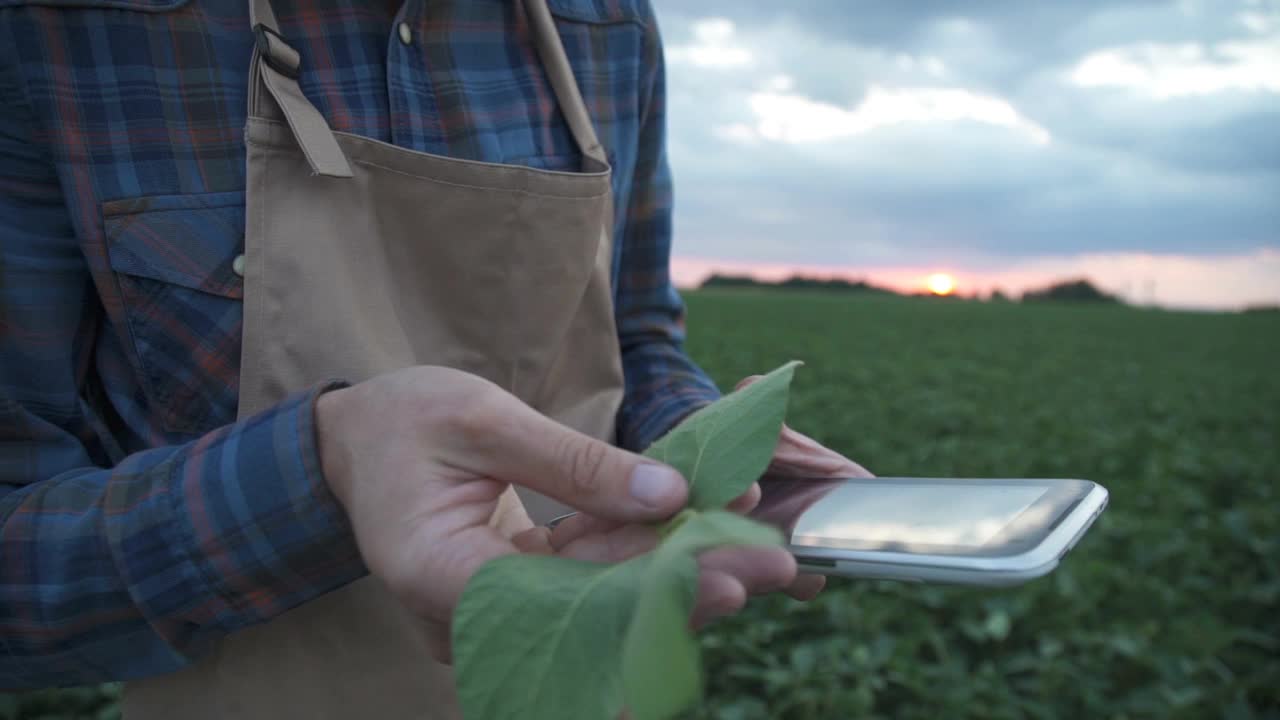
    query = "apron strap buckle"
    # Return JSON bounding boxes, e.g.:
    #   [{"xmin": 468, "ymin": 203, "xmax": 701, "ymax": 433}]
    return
[{"xmin": 253, "ymin": 24, "xmax": 302, "ymax": 81}]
